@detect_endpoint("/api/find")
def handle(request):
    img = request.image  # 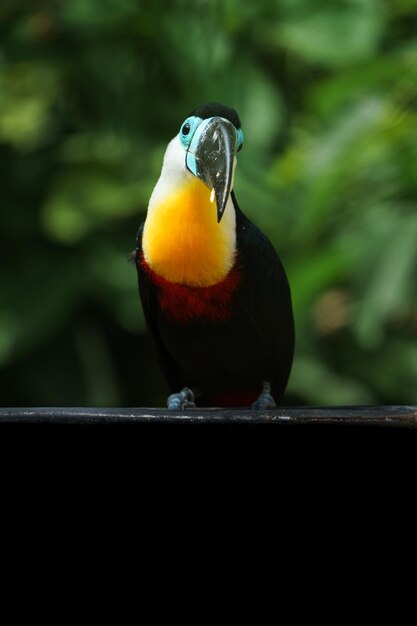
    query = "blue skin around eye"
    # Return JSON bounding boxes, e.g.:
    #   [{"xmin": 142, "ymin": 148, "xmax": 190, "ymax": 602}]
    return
[
  {"xmin": 236, "ymin": 128, "xmax": 244, "ymax": 148},
  {"xmin": 179, "ymin": 116, "xmax": 202, "ymax": 148},
  {"xmin": 180, "ymin": 117, "xmax": 244, "ymax": 176}
]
